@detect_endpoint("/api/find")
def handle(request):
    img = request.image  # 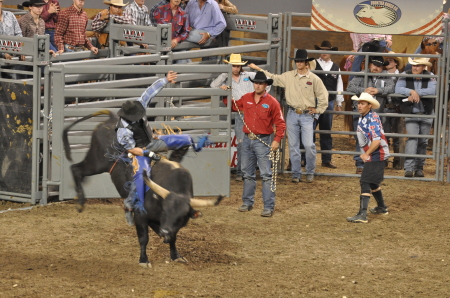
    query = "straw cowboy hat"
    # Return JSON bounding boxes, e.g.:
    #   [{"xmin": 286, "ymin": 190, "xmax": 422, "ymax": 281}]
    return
[
  {"xmin": 314, "ymin": 40, "xmax": 338, "ymax": 51},
  {"xmin": 103, "ymin": 0, "xmax": 128, "ymax": 6},
  {"xmin": 351, "ymin": 92, "xmax": 380, "ymax": 109},
  {"xmin": 223, "ymin": 54, "xmax": 247, "ymax": 65},
  {"xmin": 384, "ymin": 51, "xmax": 404, "ymax": 70},
  {"xmin": 249, "ymin": 71, "xmax": 273, "ymax": 85},
  {"xmin": 118, "ymin": 100, "xmax": 145, "ymax": 122},
  {"xmin": 408, "ymin": 57, "xmax": 432, "ymax": 67}
]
